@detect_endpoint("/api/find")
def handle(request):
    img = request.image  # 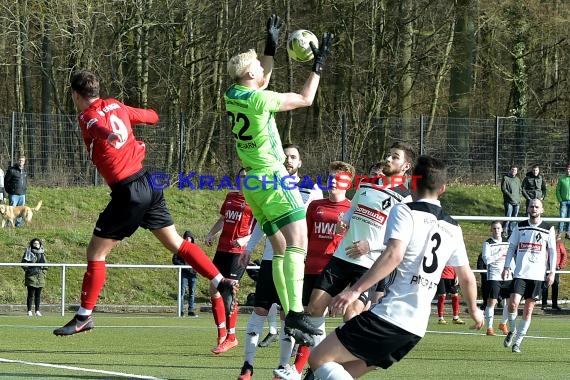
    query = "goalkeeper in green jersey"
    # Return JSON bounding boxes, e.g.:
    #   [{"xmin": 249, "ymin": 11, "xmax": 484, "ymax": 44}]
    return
[{"xmin": 224, "ymin": 14, "xmax": 332, "ymax": 346}]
